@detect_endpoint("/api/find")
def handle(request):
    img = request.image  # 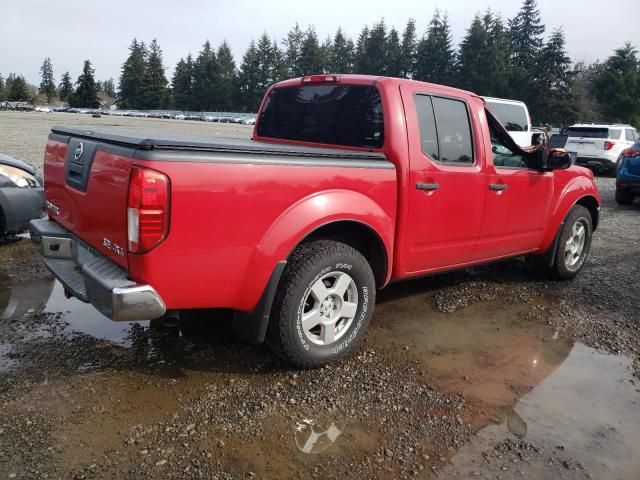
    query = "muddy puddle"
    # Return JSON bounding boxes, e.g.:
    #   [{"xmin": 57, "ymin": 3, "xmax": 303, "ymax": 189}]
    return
[{"xmin": 0, "ymin": 273, "xmax": 639, "ymax": 478}]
